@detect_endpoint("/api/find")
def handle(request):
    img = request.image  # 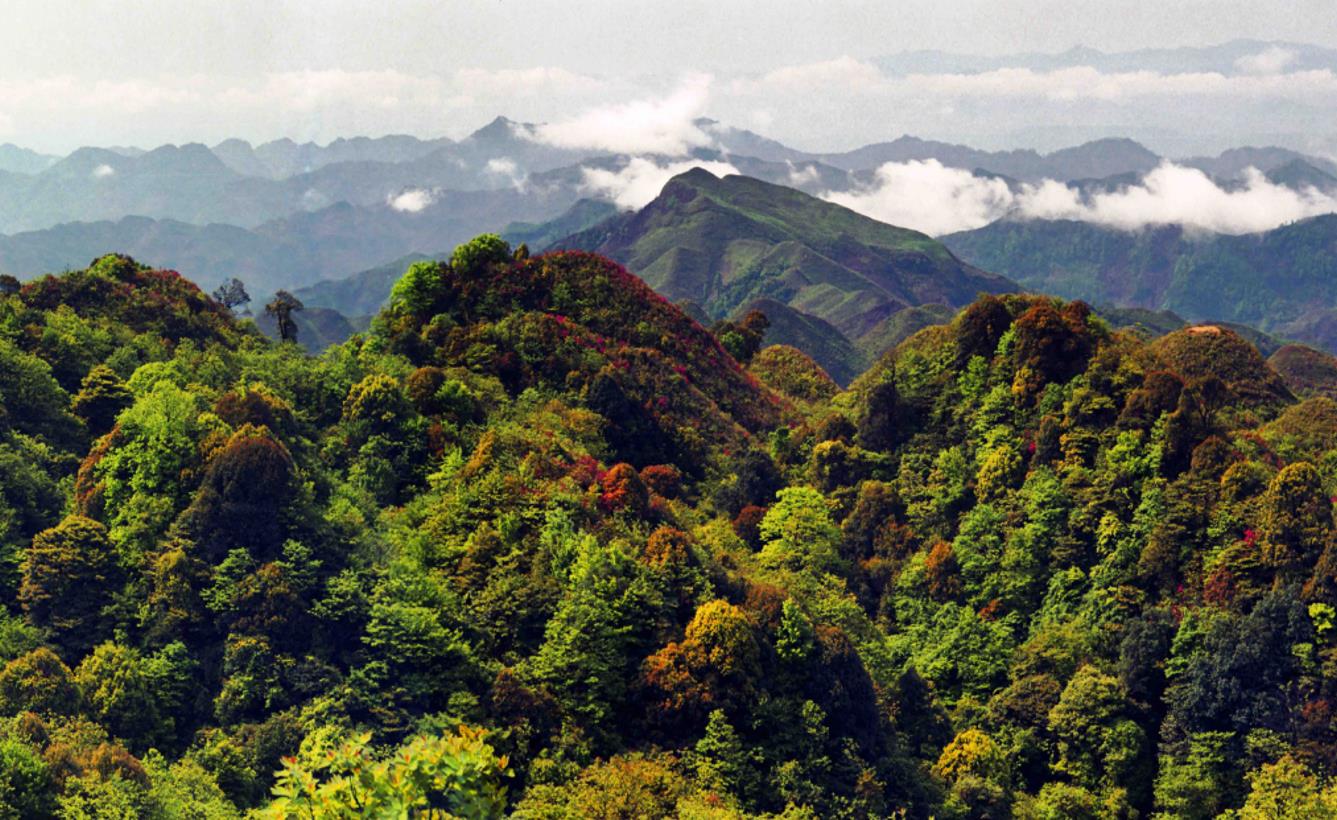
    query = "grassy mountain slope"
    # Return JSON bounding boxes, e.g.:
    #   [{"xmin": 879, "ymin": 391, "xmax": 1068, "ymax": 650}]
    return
[{"xmin": 557, "ymin": 168, "xmax": 1015, "ymax": 350}]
